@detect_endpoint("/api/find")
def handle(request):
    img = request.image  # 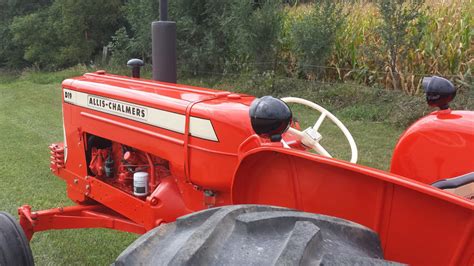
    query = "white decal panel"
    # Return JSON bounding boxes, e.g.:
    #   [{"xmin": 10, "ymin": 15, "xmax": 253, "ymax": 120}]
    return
[
  {"xmin": 63, "ymin": 88, "xmax": 218, "ymax": 141},
  {"xmin": 87, "ymin": 95, "xmax": 147, "ymax": 121}
]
